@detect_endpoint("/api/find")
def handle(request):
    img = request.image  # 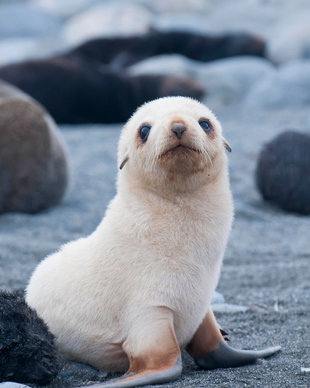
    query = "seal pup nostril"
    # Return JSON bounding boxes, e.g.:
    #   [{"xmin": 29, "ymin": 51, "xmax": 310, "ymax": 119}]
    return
[{"xmin": 171, "ymin": 122, "xmax": 187, "ymax": 139}]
